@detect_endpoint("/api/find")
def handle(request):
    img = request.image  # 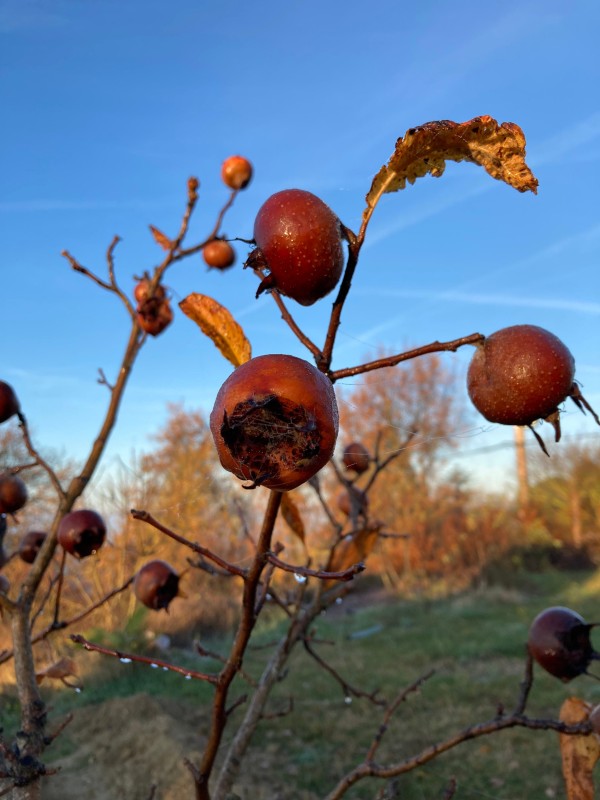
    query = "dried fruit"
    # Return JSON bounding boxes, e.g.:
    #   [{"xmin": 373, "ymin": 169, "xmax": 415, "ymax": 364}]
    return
[
  {"xmin": 210, "ymin": 354, "xmax": 338, "ymax": 491},
  {"xmin": 136, "ymin": 296, "xmax": 174, "ymax": 337},
  {"xmin": 528, "ymin": 606, "xmax": 599, "ymax": 682},
  {"xmin": 248, "ymin": 189, "xmax": 345, "ymax": 306},
  {"xmin": 0, "ymin": 473, "xmax": 28, "ymax": 514},
  {"xmin": 0, "ymin": 381, "xmax": 20, "ymax": 423},
  {"xmin": 467, "ymin": 325, "xmax": 598, "ymax": 448},
  {"xmin": 342, "ymin": 442, "xmax": 371, "ymax": 474},
  {"xmin": 57, "ymin": 509, "xmax": 106, "ymax": 559},
  {"xmin": 134, "ymin": 560, "xmax": 180, "ymax": 610},
  {"xmin": 203, "ymin": 240, "xmax": 236, "ymax": 270},
  {"xmin": 19, "ymin": 531, "xmax": 47, "ymax": 564},
  {"xmin": 221, "ymin": 155, "xmax": 253, "ymax": 190}
]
